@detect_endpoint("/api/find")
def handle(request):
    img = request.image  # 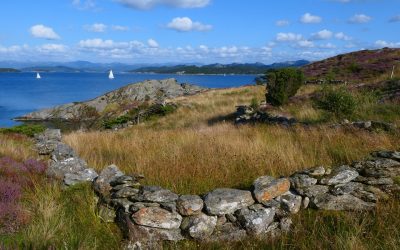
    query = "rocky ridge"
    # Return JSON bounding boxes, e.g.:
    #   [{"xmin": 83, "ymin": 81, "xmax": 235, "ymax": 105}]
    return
[
  {"xmin": 16, "ymin": 78, "xmax": 206, "ymax": 121},
  {"xmin": 35, "ymin": 129, "xmax": 400, "ymax": 249}
]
